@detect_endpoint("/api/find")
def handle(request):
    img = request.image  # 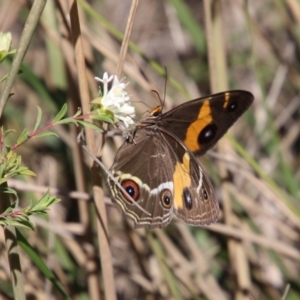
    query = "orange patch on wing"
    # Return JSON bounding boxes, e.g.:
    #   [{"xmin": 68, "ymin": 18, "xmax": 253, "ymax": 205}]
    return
[
  {"xmin": 223, "ymin": 92, "xmax": 230, "ymax": 109},
  {"xmin": 173, "ymin": 153, "xmax": 191, "ymax": 209},
  {"xmin": 183, "ymin": 100, "xmax": 213, "ymax": 152}
]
